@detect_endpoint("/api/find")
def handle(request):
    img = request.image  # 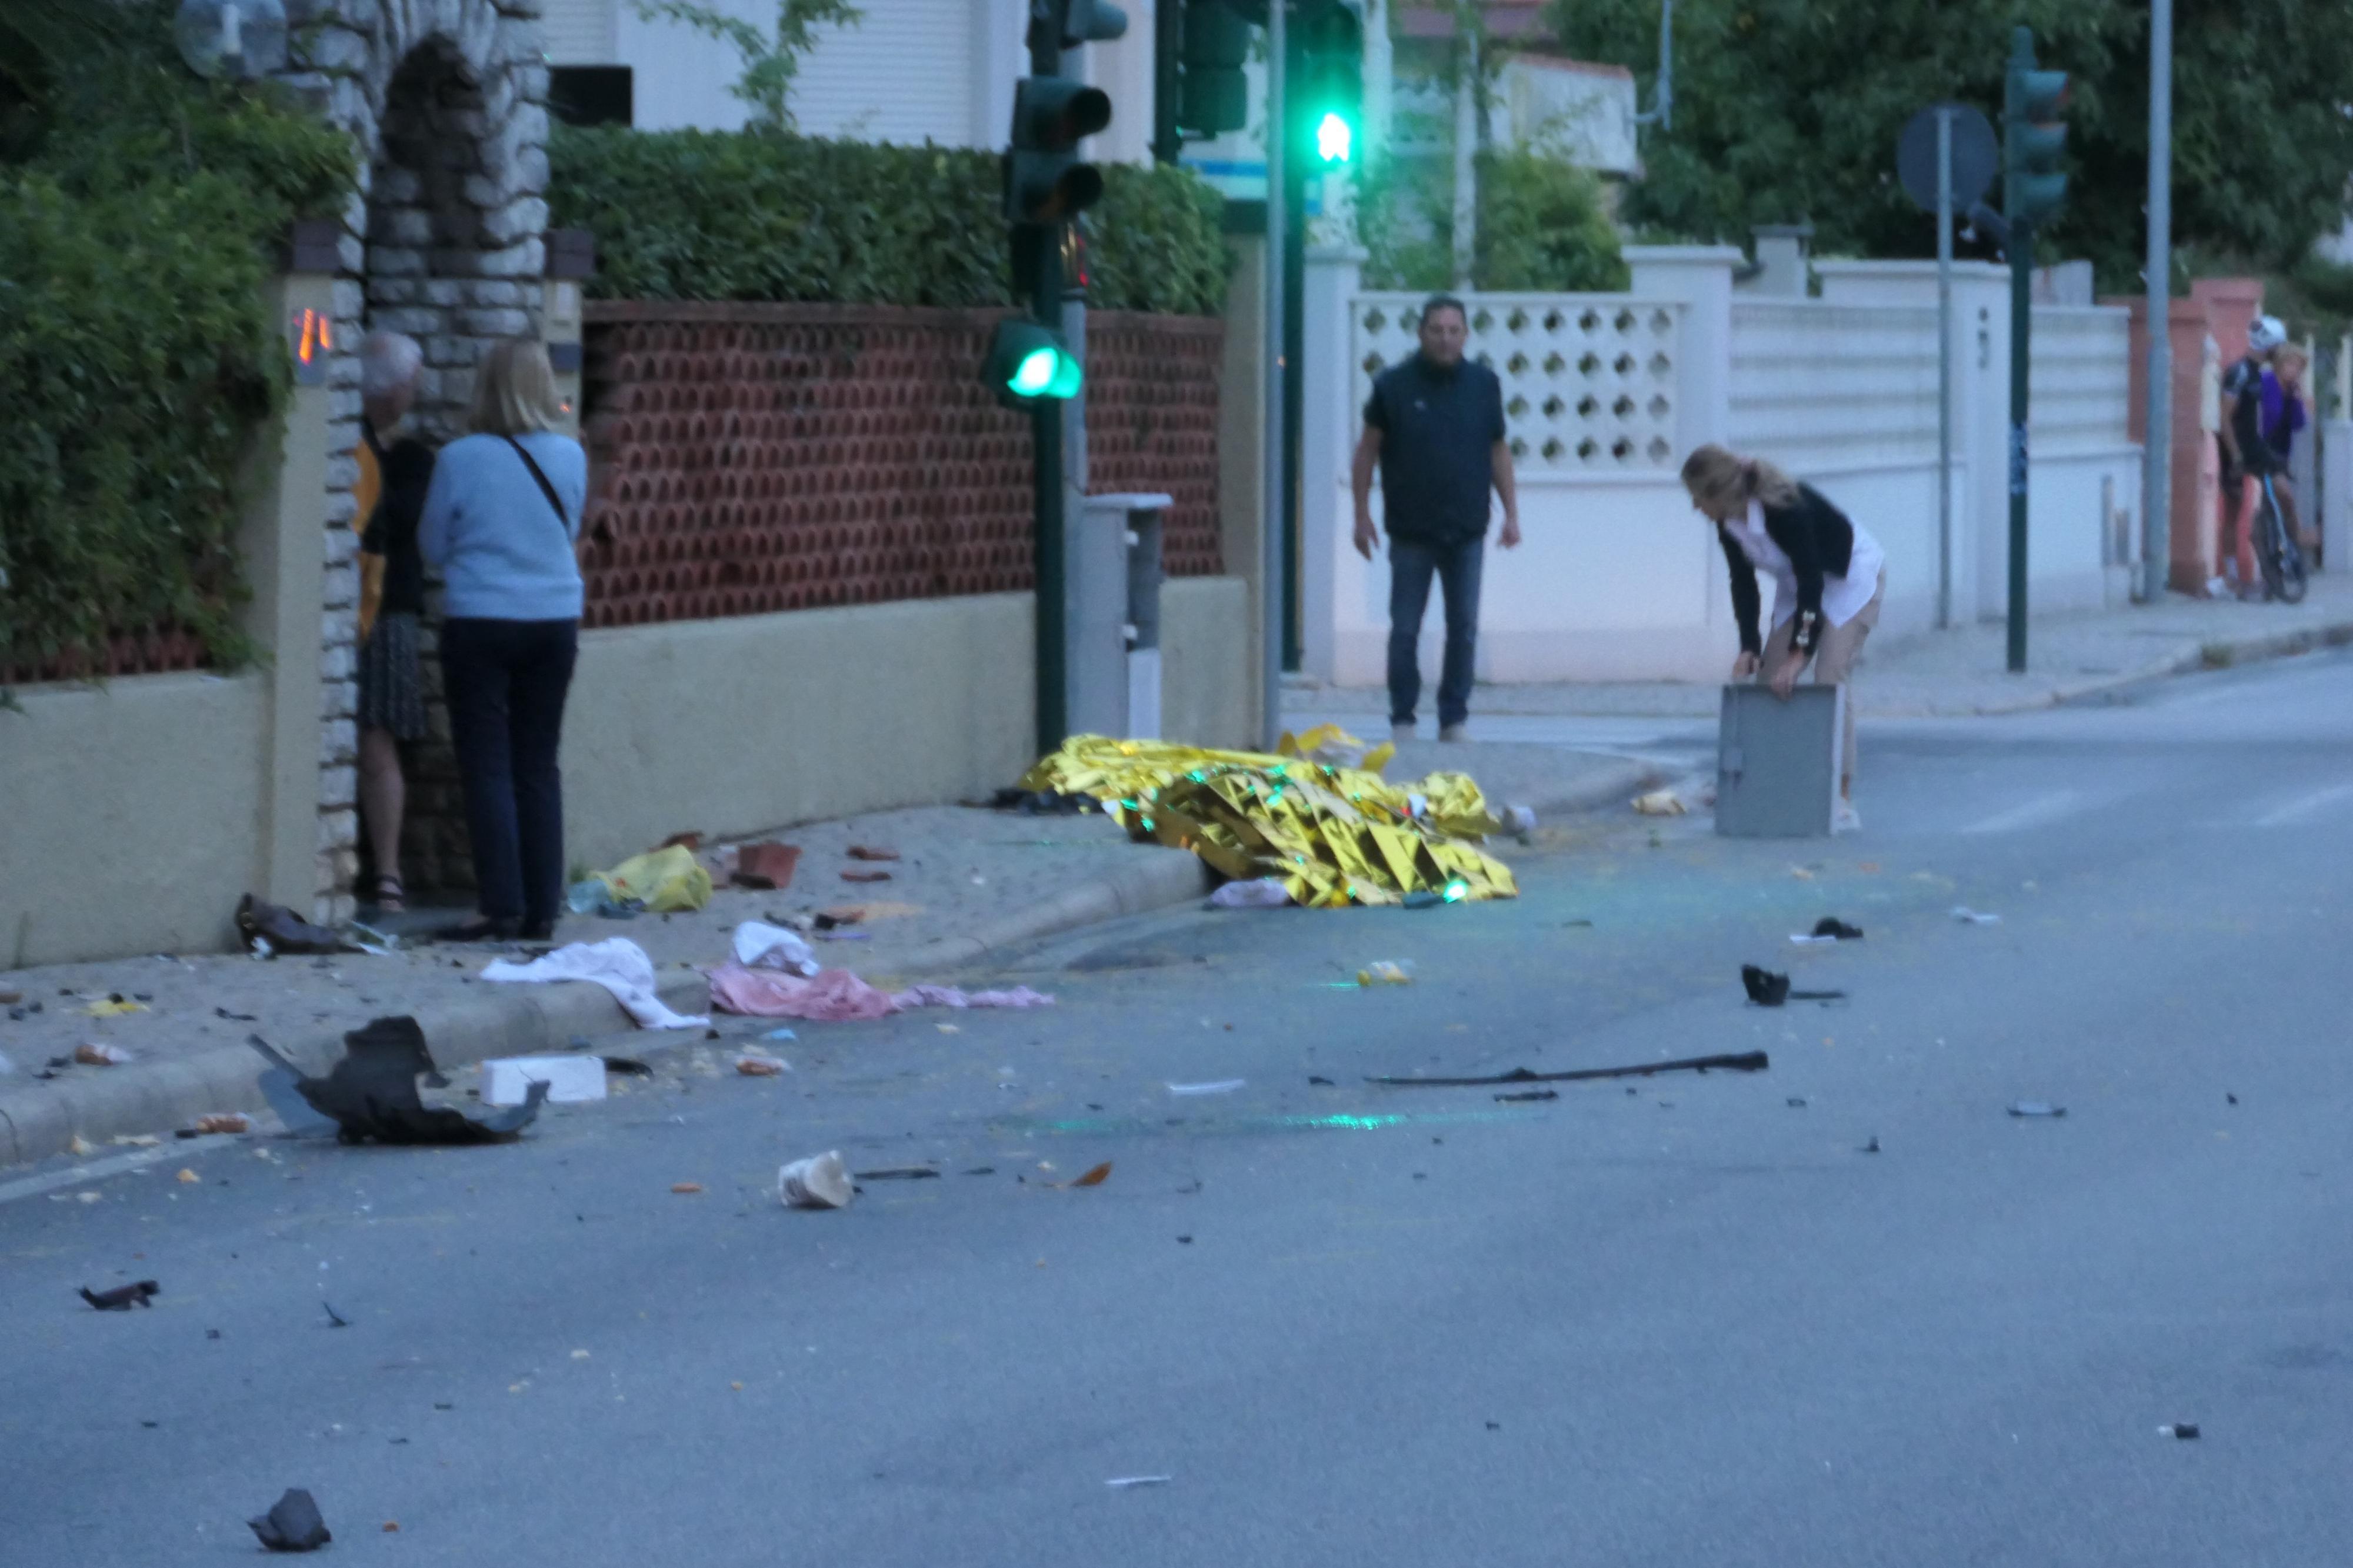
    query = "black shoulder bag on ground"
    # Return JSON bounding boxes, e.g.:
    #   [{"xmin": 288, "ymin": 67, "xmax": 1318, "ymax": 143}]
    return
[{"xmin": 501, "ymin": 435, "xmax": 572, "ymax": 535}]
